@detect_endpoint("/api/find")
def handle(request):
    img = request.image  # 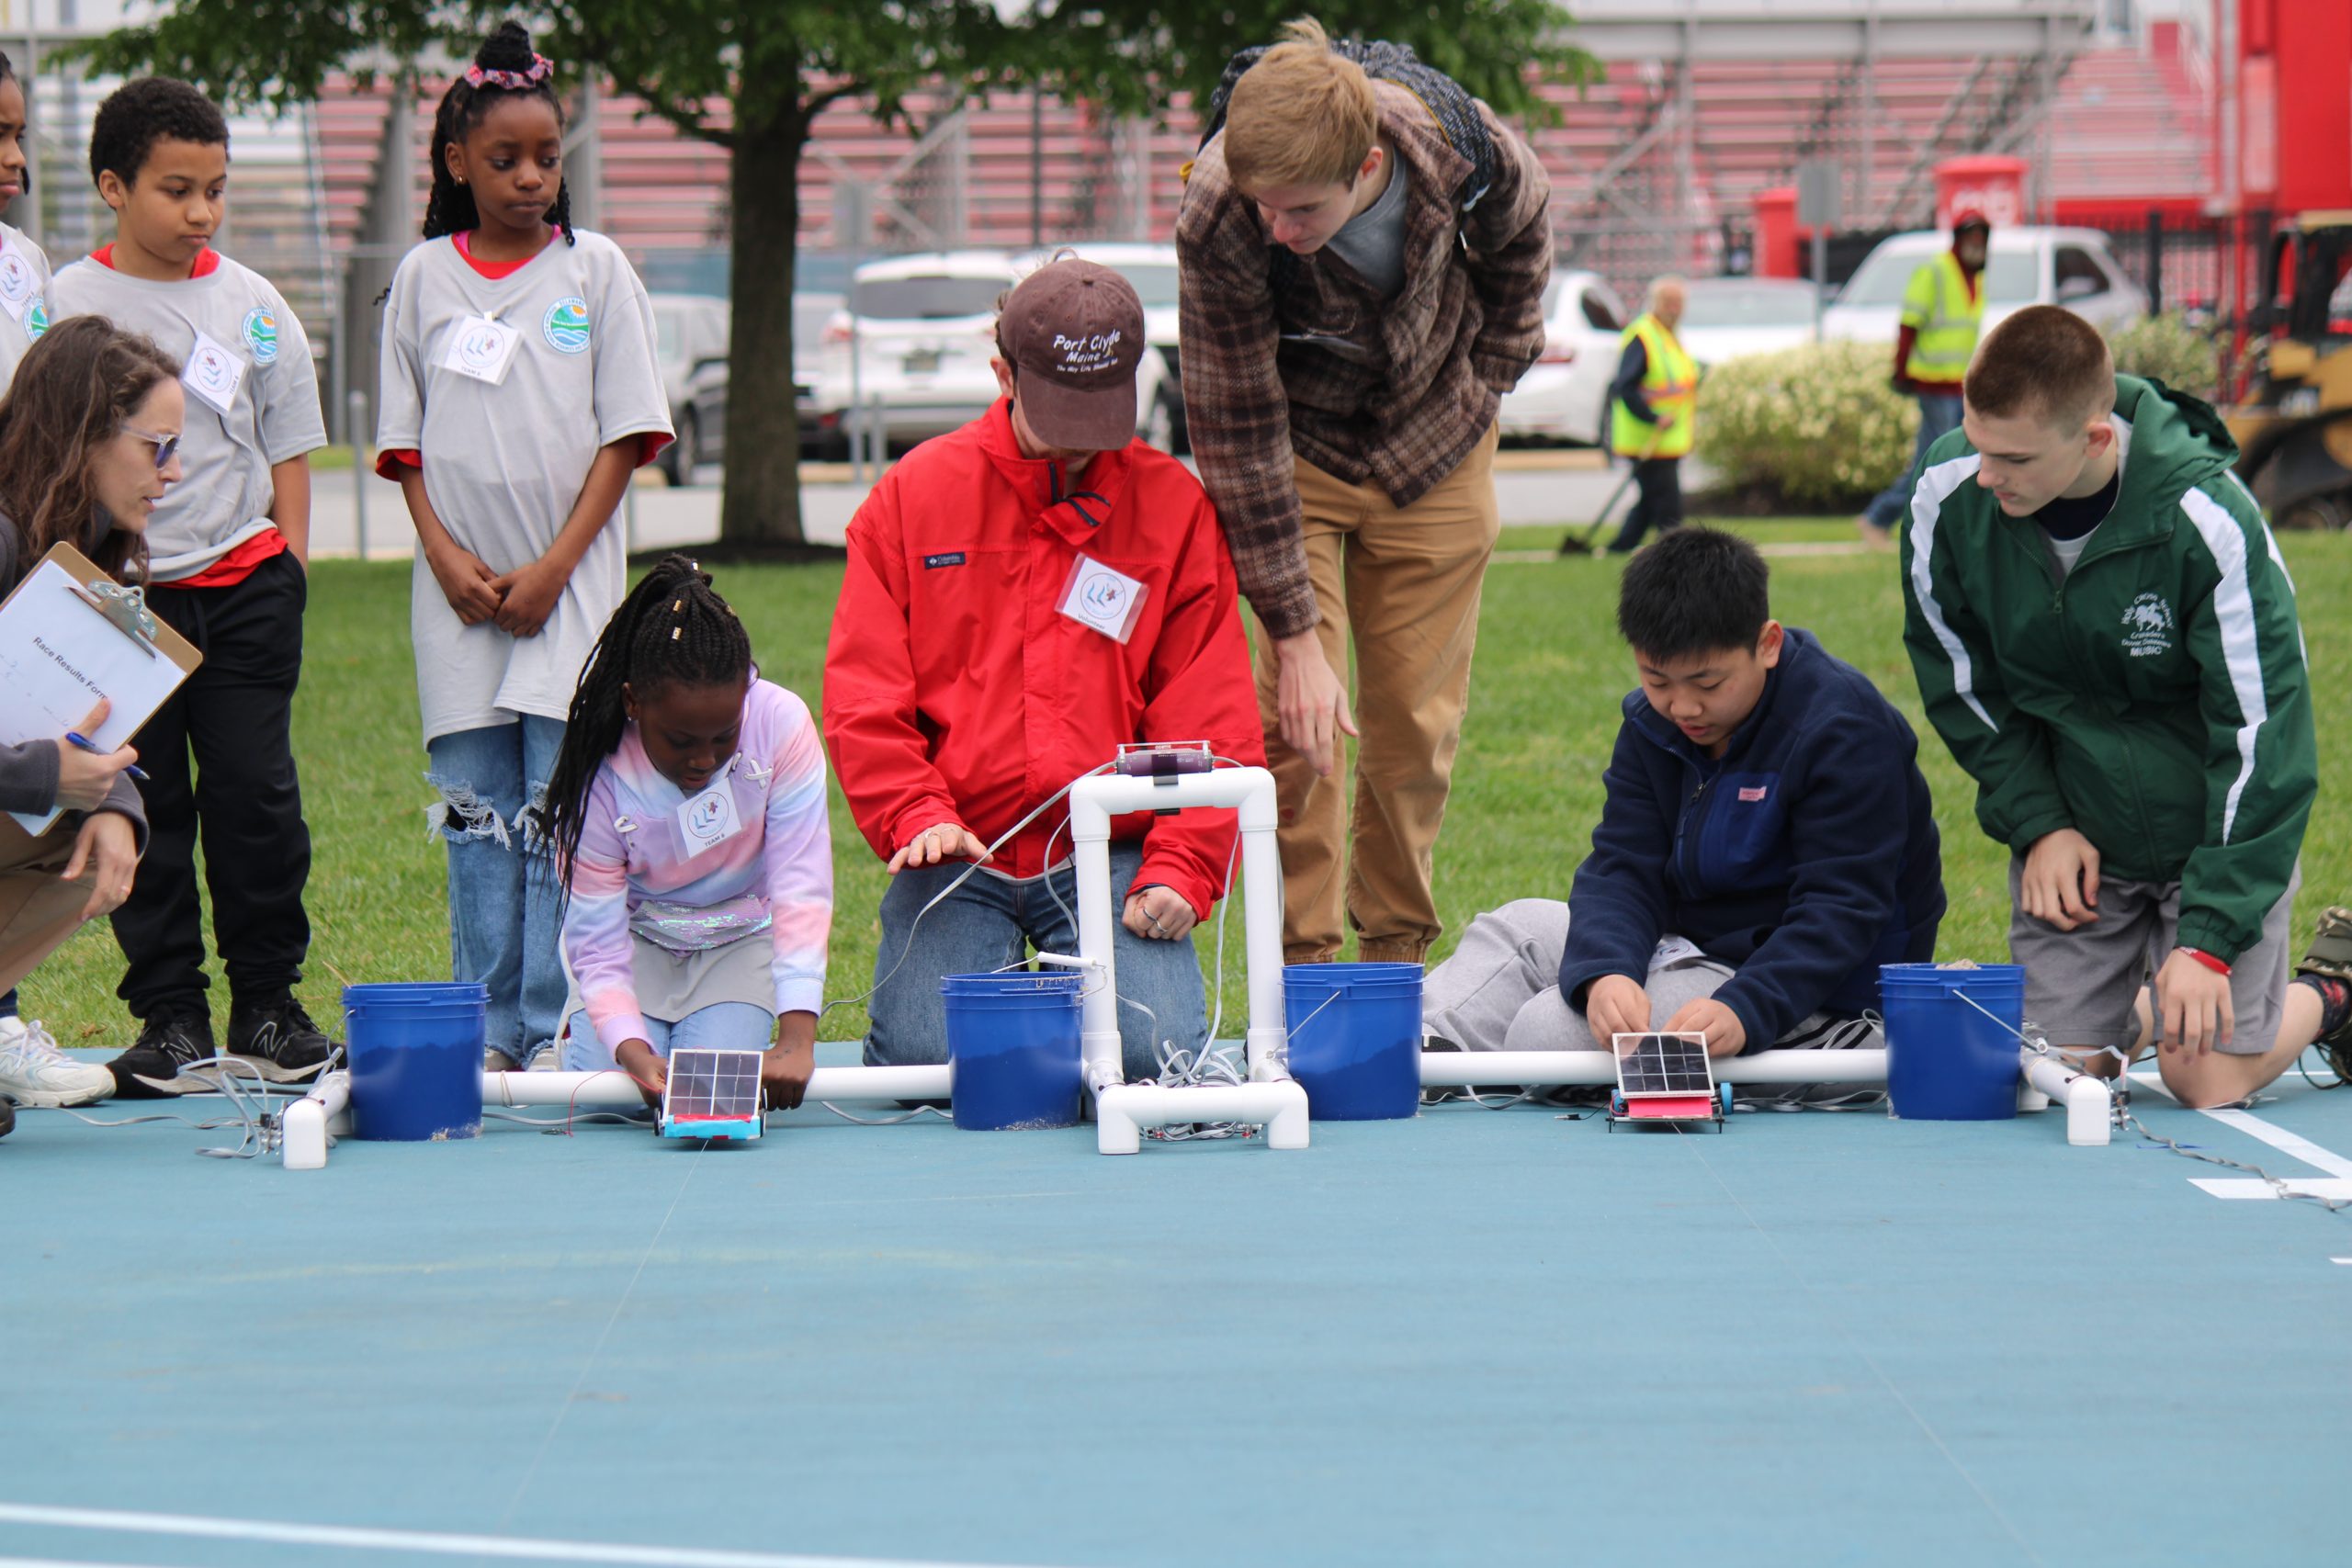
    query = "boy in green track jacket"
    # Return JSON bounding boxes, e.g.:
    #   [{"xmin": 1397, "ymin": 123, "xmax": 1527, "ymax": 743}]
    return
[{"xmin": 1900, "ymin": 306, "xmax": 2350, "ymax": 1109}]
